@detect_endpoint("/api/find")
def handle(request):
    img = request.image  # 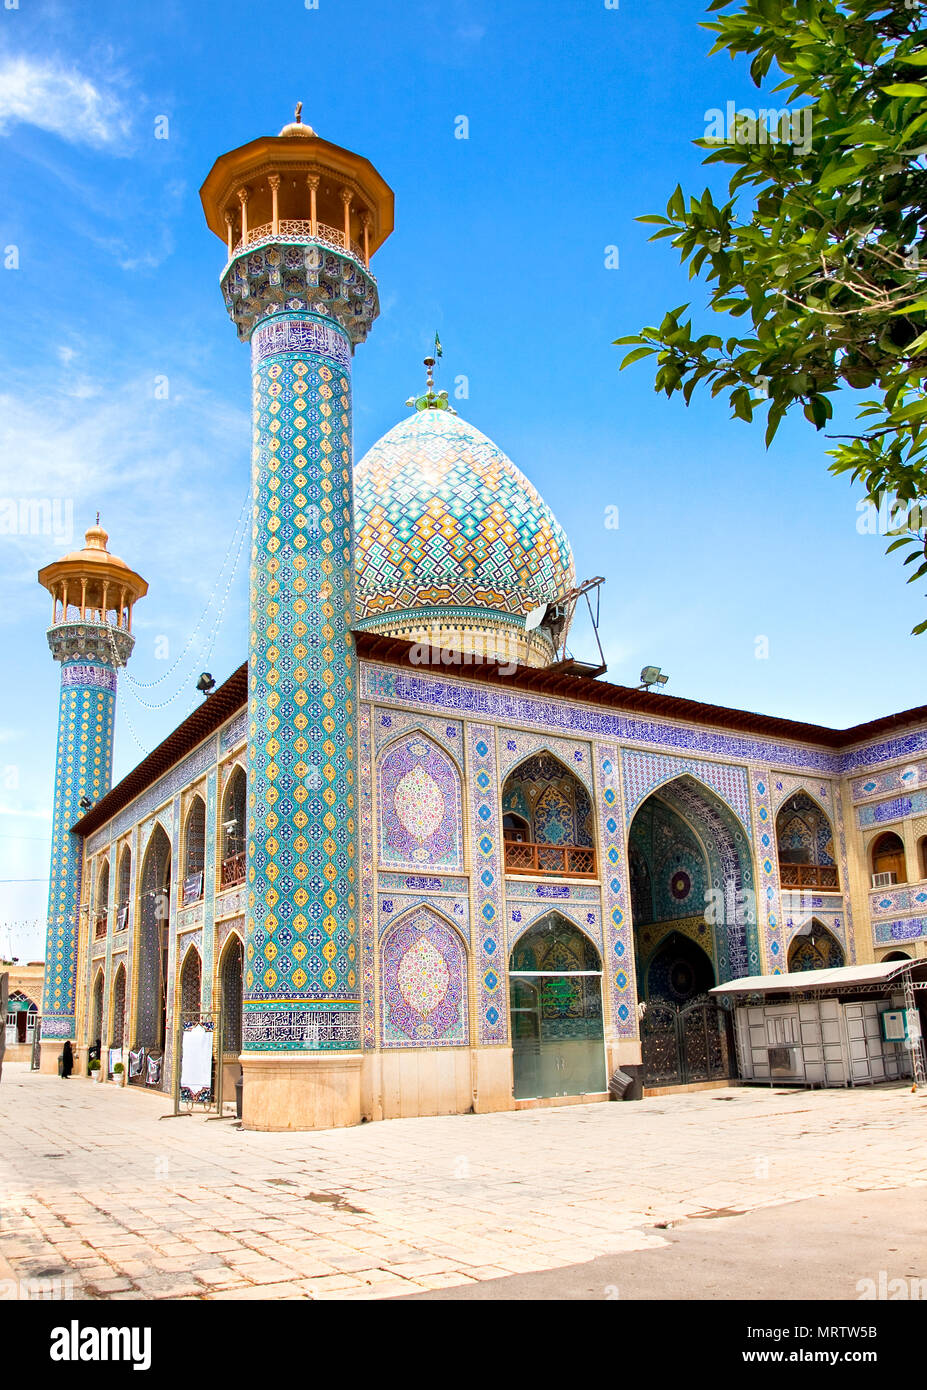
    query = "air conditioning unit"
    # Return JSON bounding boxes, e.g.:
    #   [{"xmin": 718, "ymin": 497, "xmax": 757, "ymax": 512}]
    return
[{"xmin": 872, "ymin": 871, "xmax": 898, "ymax": 888}]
